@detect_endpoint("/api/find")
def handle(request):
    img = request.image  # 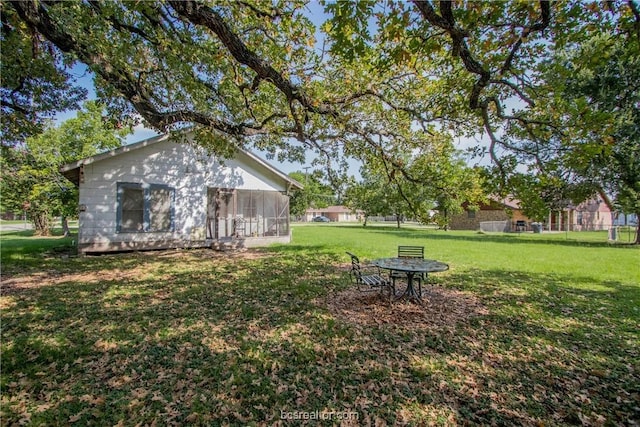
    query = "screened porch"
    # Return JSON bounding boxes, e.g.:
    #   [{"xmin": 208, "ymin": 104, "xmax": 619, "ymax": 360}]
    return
[{"xmin": 206, "ymin": 188, "xmax": 291, "ymax": 240}]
